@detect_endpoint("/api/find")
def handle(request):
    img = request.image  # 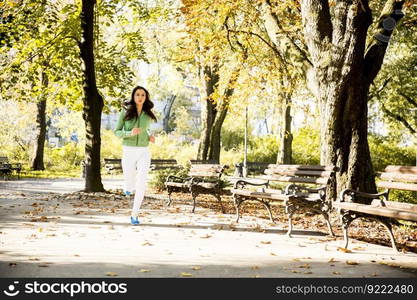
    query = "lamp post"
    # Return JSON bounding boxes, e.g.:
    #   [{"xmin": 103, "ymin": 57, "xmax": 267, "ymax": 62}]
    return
[{"xmin": 243, "ymin": 105, "xmax": 248, "ymax": 177}]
